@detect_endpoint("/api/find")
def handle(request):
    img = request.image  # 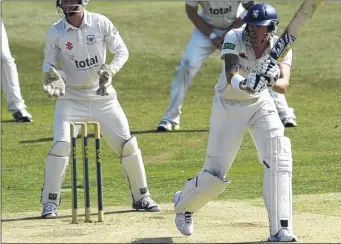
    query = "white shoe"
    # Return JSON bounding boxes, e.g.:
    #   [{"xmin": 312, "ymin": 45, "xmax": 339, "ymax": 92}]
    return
[
  {"xmin": 268, "ymin": 228, "xmax": 297, "ymax": 242},
  {"xmin": 173, "ymin": 191, "xmax": 193, "ymax": 236},
  {"xmin": 282, "ymin": 118, "xmax": 297, "ymax": 128},
  {"xmin": 157, "ymin": 120, "xmax": 180, "ymax": 132},
  {"xmin": 132, "ymin": 196, "xmax": 161, "ymax": 212},
  {"xmin": 41, "ymin": 203, "xmax": 57, "ymax": 219}
]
